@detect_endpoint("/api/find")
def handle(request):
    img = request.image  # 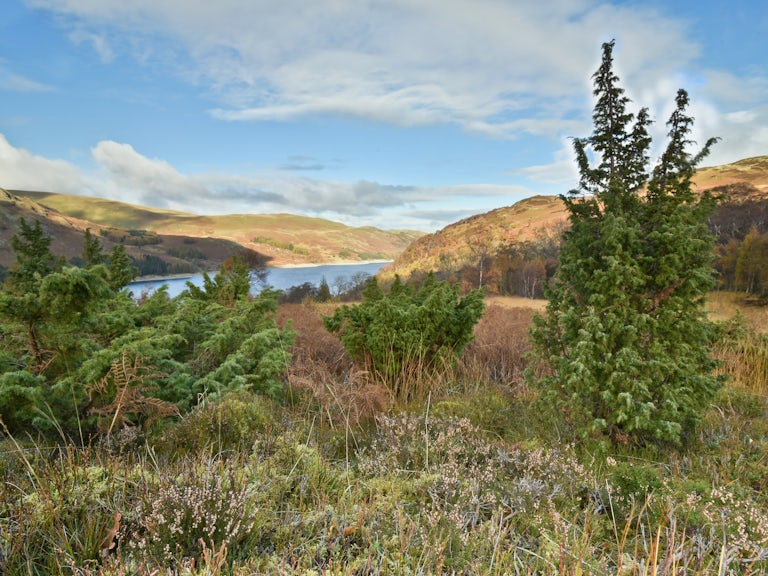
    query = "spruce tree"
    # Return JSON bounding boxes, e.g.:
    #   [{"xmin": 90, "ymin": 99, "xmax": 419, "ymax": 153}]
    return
[
  {"xmin": 530, "ymin": 41, "xmax": 720, "ymax": 445},
  {"xmin": 8, "ymin": 218, "xmax": 62, "ymax": 292},
  {"xmin": 1, "ymin": 219, "xmax": 63, "ymax": 371}
]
